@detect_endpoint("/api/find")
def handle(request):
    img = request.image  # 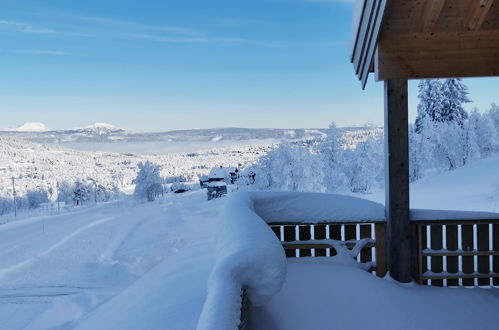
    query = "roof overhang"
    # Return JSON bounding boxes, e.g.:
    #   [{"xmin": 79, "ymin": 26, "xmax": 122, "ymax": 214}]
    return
[{"xmin": 351, "ymin": 0, "xmax": 499, "ymax": 88}]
